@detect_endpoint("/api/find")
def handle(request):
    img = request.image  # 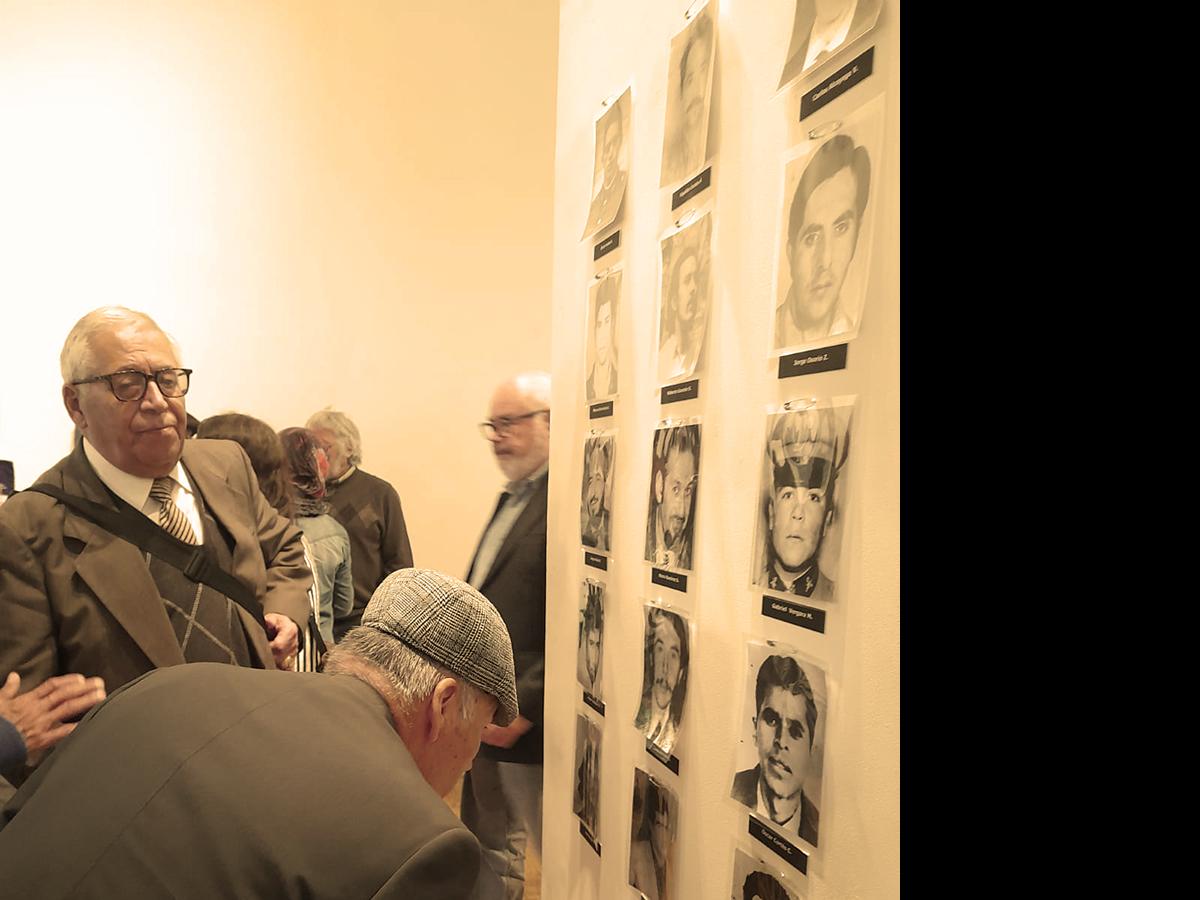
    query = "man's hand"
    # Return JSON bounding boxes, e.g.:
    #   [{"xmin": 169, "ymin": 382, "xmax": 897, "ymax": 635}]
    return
[
  {"xmin": 264, "ymin": 613, "xmax": 300, "ymax": 671},
  {"xmin": 481, "ymin": 715, "xmax": 533, "ymax": 749},
  {"xmin": 0, "ymin": 672, "xmax": 106, "ymax": 763}
]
